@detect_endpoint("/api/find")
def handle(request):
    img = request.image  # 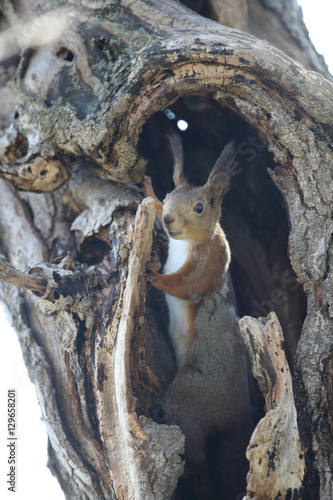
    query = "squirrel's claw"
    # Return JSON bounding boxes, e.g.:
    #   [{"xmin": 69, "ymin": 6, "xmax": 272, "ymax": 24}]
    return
[
  {"xmin": 146, "ymin": 251, "xmax": 161, "ymax": 281},
  {"xmin": 148, "ymin": 251, "xmax": 161, "ymax": 270}
]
